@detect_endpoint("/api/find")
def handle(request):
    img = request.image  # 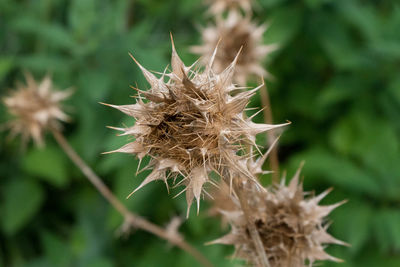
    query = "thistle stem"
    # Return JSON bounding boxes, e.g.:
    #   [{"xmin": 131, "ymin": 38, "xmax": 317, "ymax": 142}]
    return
[
  {"xmin": 51, "ymin": 129, "xmax": 213, "ymax": 267},
  {"xmin": 234, "ymin": 179, "xmax": 270, "ymax": 267},
  {"xmin": 259, "ymin": 82, "xmax": 279, "ymax": 184}
]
